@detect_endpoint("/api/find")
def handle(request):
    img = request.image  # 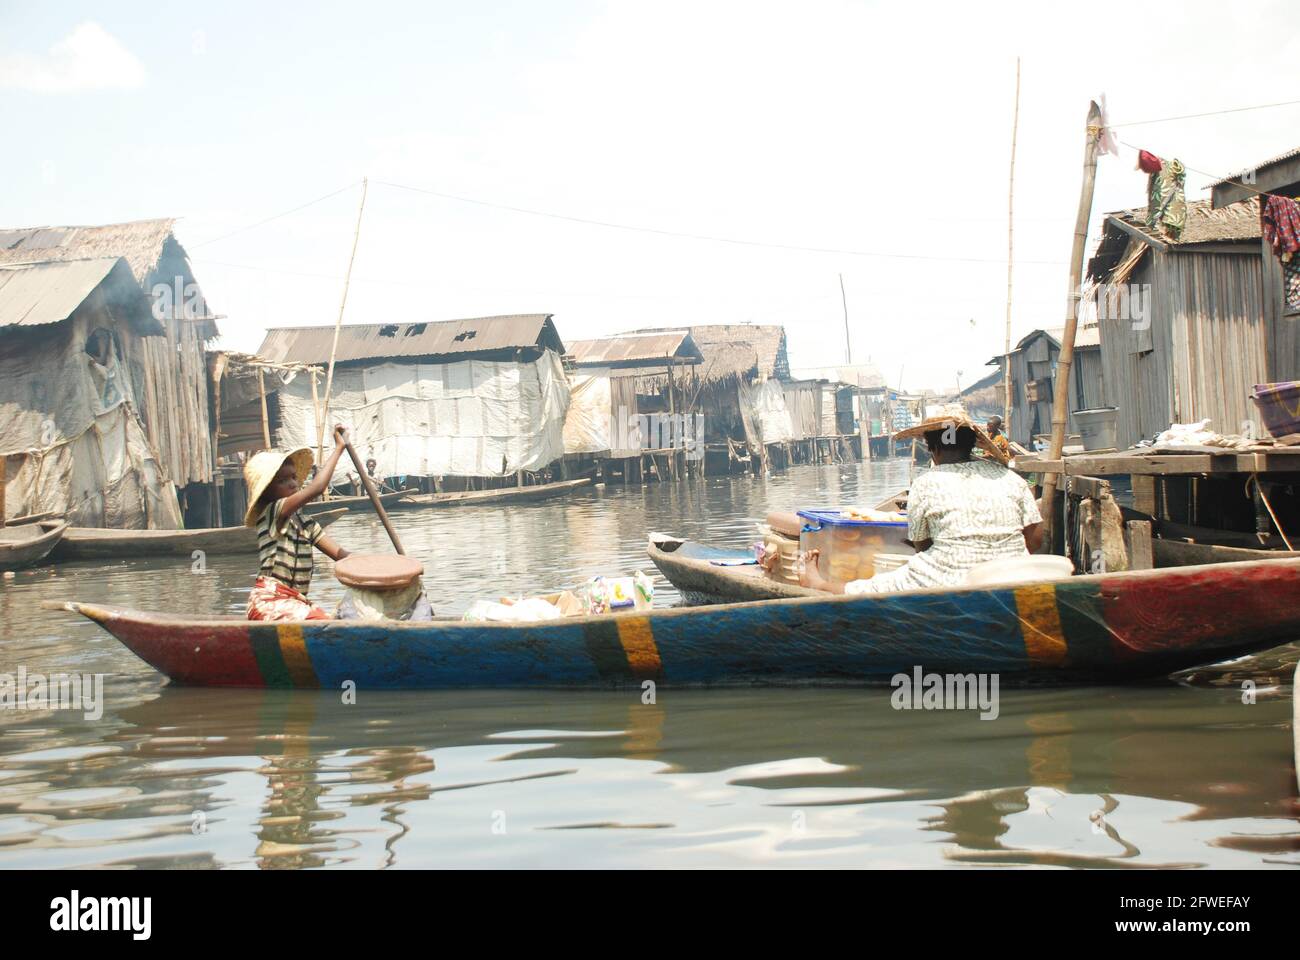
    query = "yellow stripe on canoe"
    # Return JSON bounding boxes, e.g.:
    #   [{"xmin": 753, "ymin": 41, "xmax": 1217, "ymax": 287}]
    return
[
  {"xmin": 1015, "ymin": 584, "xmax": 1068, "ymax": 666},
  {"xmin": 615, "ymin": 616, "xmax": 663, "ymax": 680},
  {"xmin": 276, "ymin": 623, "xmax": 320, "ymax": 687}
]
